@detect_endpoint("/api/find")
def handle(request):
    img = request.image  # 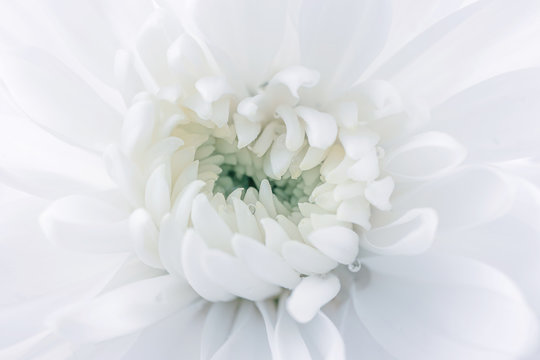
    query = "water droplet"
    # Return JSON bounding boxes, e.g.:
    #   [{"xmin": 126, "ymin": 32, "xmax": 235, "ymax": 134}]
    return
[
  {"xmin": 248, "ymin": 203, "xmax": 256, "ymax": 214},
  {"xmin": 348, "ymin": 259, "xmax": 361, "ymax": 272}
]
